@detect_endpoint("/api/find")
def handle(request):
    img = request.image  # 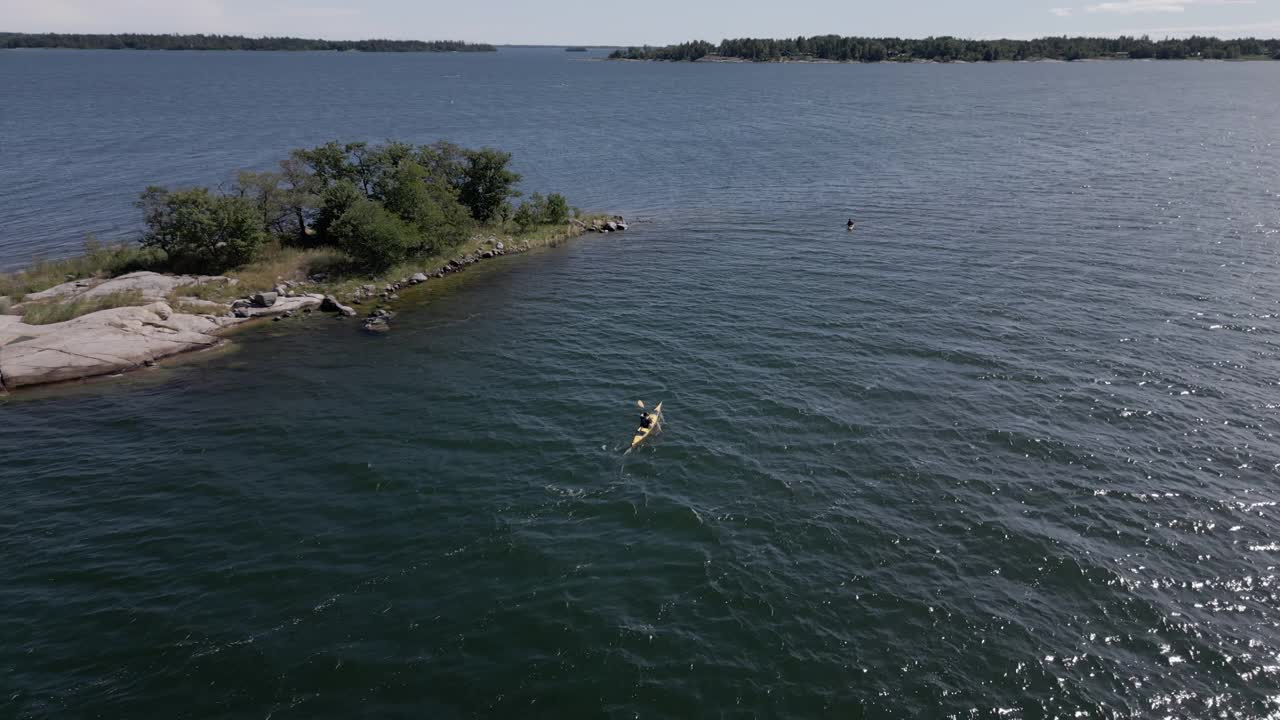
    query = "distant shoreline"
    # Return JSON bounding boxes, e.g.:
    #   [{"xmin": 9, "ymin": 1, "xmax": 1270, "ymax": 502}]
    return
[
  {"xmin": 609, "ymin": 35, "xmax": 1280, "ymax": 63},
  {"xmin": 0, "ymin": 33, "xmax": 496, "ymax": 52},
  {"xmin": 610, "ymin": 54, "xmax": 1278, "ymax": 65}
]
